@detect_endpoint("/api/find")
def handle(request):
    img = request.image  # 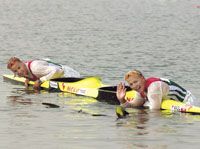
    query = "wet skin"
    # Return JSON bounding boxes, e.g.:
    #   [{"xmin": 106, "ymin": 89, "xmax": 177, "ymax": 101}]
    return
[
  {"xmin": 116, "ymin": 75, "xmax": 146, "ymax": 104},
  {"xmin": 10, "ymin": 61, "xmax": 41, "ymax": 90},
  {"xmin": 126, "ymin": 75, "xmax": 146, "ymax": 93},
  {"xmin": 10, "ymin": 61, "xmax": 29, "ymax": 78}
]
